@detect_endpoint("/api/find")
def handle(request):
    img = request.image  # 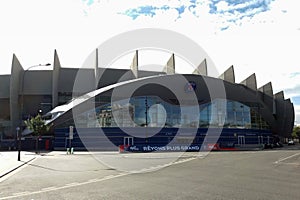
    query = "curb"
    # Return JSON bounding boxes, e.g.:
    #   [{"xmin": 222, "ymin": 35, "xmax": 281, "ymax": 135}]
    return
[{"xmin": 0, "ymin": 157, "xmax": 36, "ymax": 179}]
